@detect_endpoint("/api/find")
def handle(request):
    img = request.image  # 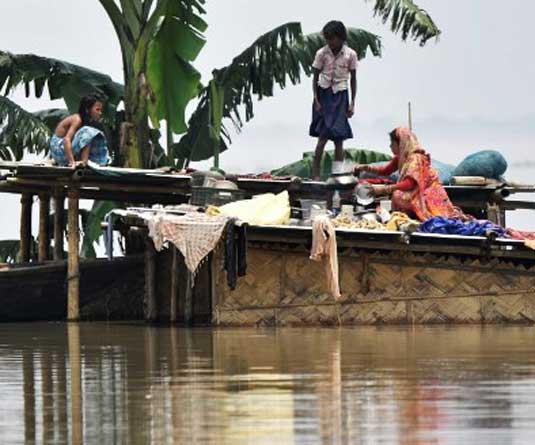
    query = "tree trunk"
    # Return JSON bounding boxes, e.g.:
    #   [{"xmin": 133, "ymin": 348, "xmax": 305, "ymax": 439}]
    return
[{"xmin": 120, "ymin": 71, "xmax": 152, "ymax": 169}]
